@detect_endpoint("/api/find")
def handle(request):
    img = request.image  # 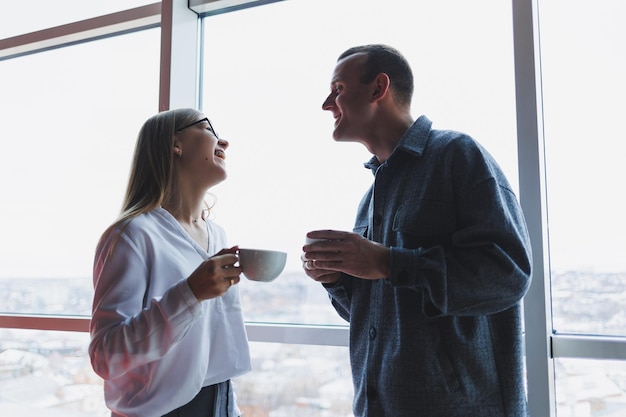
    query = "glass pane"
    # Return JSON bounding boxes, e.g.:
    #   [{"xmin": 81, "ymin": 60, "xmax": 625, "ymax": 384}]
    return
[
  {"xmin": 0, "ymin": 0, "xmax": 155, "ymax": 39},
  {"xmin": 0, "ymin": 328, "xmax": 107, "ymax": 416},
  {"xmin": 556, "ymin": 358, "xmax": 626, "ymax": 417},
  {"xmin": 0, "ymin": 29, "xmax": 160, "ymax": 315},
  {"xmin": 539, "ymin": 0, "xmax": 626, "ymax": 335},
  {"xmin": 0, "ymin": 330, "xmax": 351, "ymax": 417},
  {"xmin": 201, "ymin": 0, "xmax": 517, "ymax": 325},
  {"xmin": 234, "ymin": 342, "xmax": 352, "ymax": 416}
]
